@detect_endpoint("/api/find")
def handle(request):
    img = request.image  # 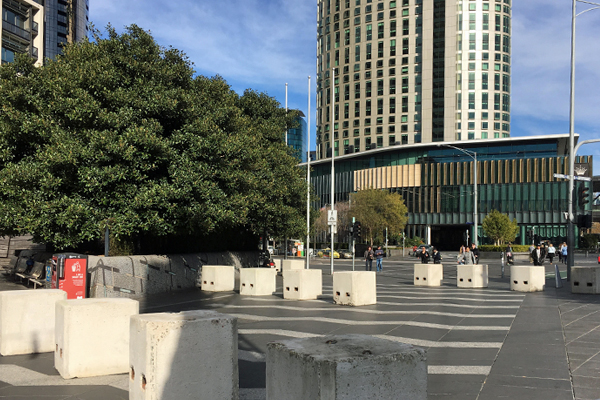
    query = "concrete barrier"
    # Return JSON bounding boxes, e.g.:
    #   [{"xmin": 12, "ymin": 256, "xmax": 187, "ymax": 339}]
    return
[
  {"xmin": 0, "ymin": 290, "xmax": 66, "ymax": 356},
  {"xmin": 240, "ymin": 268, "xmax": 277, "ymax": 296},
  {"xmin": 201, "ymin": 265, "xmax": 235, "ymax": 292},
  {"xmin": 266, "ymin": 334, "xmax": 427, "ymax": 400},
  {"xmin": 129, "ymin": 310, "xmax": 238, "ymax": 400},
  {"xmin": 414, "ymin": 263, "xmax": 443, "ymax": 286},
  {"xmin": 333, "ymin": 271, "xmax": 376, "ymax": 306},
  {"xmin": 457, "ymin": 264, "xmax": 489, "ymax": 288},
  {"xmin": 283, "ymin": 269, "xmax": 322, "ymax": 300},
  {"xmin": 55, "ymin": 298, "xmax": 139, "ymax": 379},
  {"xmin": 273, "ymin": 259, "xmax": 282, "ymax": 273},
  {"xmin": 281, "ymin": 259, "xmax": 304, "ymax": 272},
  {"xmin": 510, "ymin": 265, "xmax": 545, "ymax": 292},
  {"xmin": 572, "ymin": 266, "xmax": 600, "ymax": 294}
]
